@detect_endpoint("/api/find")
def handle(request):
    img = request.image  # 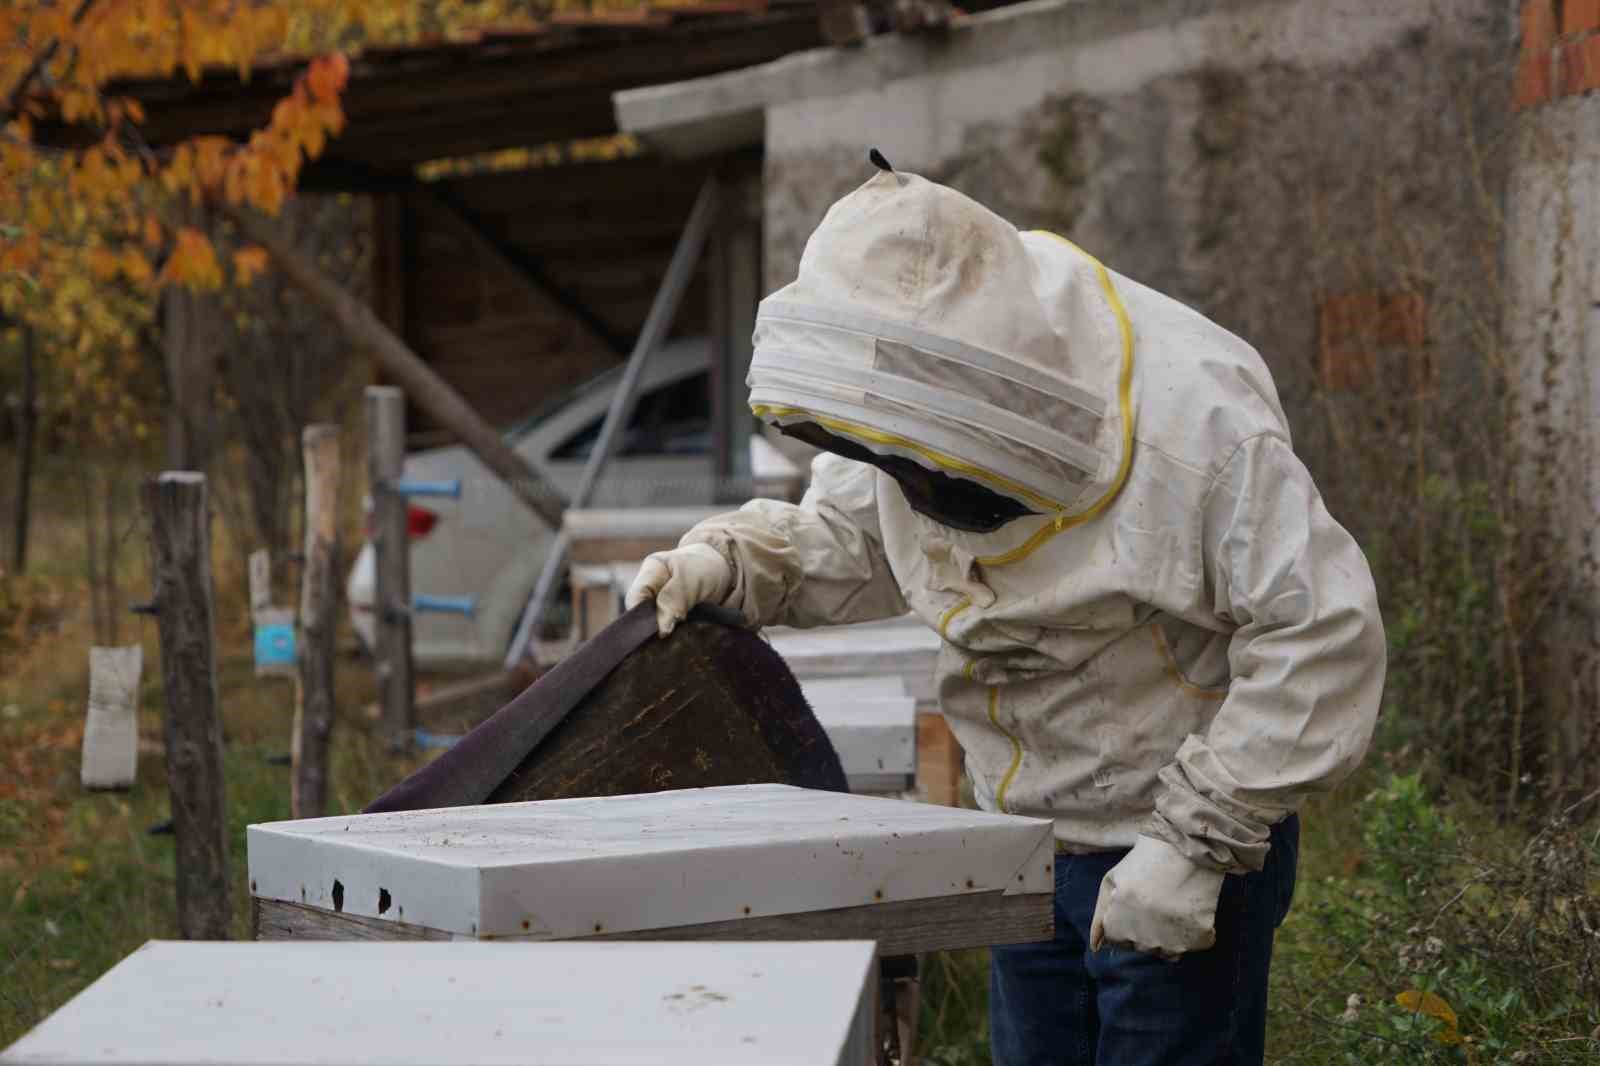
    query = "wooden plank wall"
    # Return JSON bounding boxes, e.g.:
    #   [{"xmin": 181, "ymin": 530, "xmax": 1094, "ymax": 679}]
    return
[{"xmin": 373, "ymin": 157, "xmax": 718, "ymax": 445}]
